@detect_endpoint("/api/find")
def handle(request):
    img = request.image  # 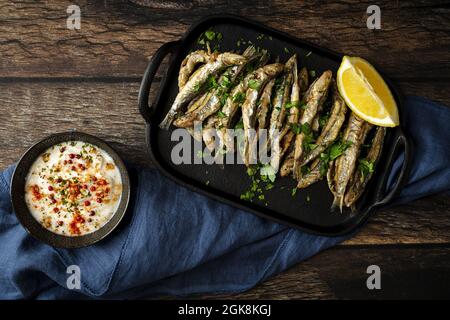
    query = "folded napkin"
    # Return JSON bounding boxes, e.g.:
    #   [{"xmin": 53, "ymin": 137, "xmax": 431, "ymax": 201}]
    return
[{"xmin": 0, "ymin": 96, "xmax": 449, "ymax": 299}]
